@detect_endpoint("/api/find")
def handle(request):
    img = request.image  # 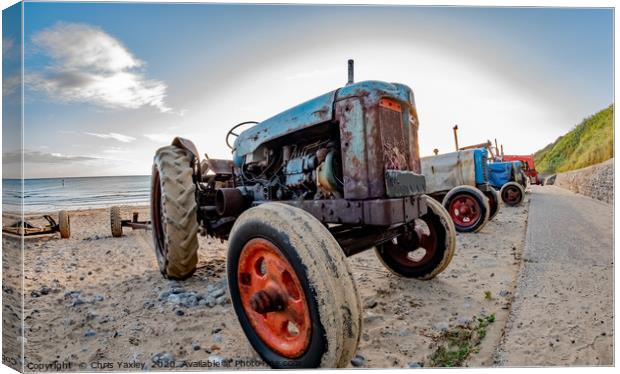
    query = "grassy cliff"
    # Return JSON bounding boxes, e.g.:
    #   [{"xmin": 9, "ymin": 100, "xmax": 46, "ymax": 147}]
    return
[{"xmin": 535, "ymin": 105, "xmax": 613, "ymax": 174}]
